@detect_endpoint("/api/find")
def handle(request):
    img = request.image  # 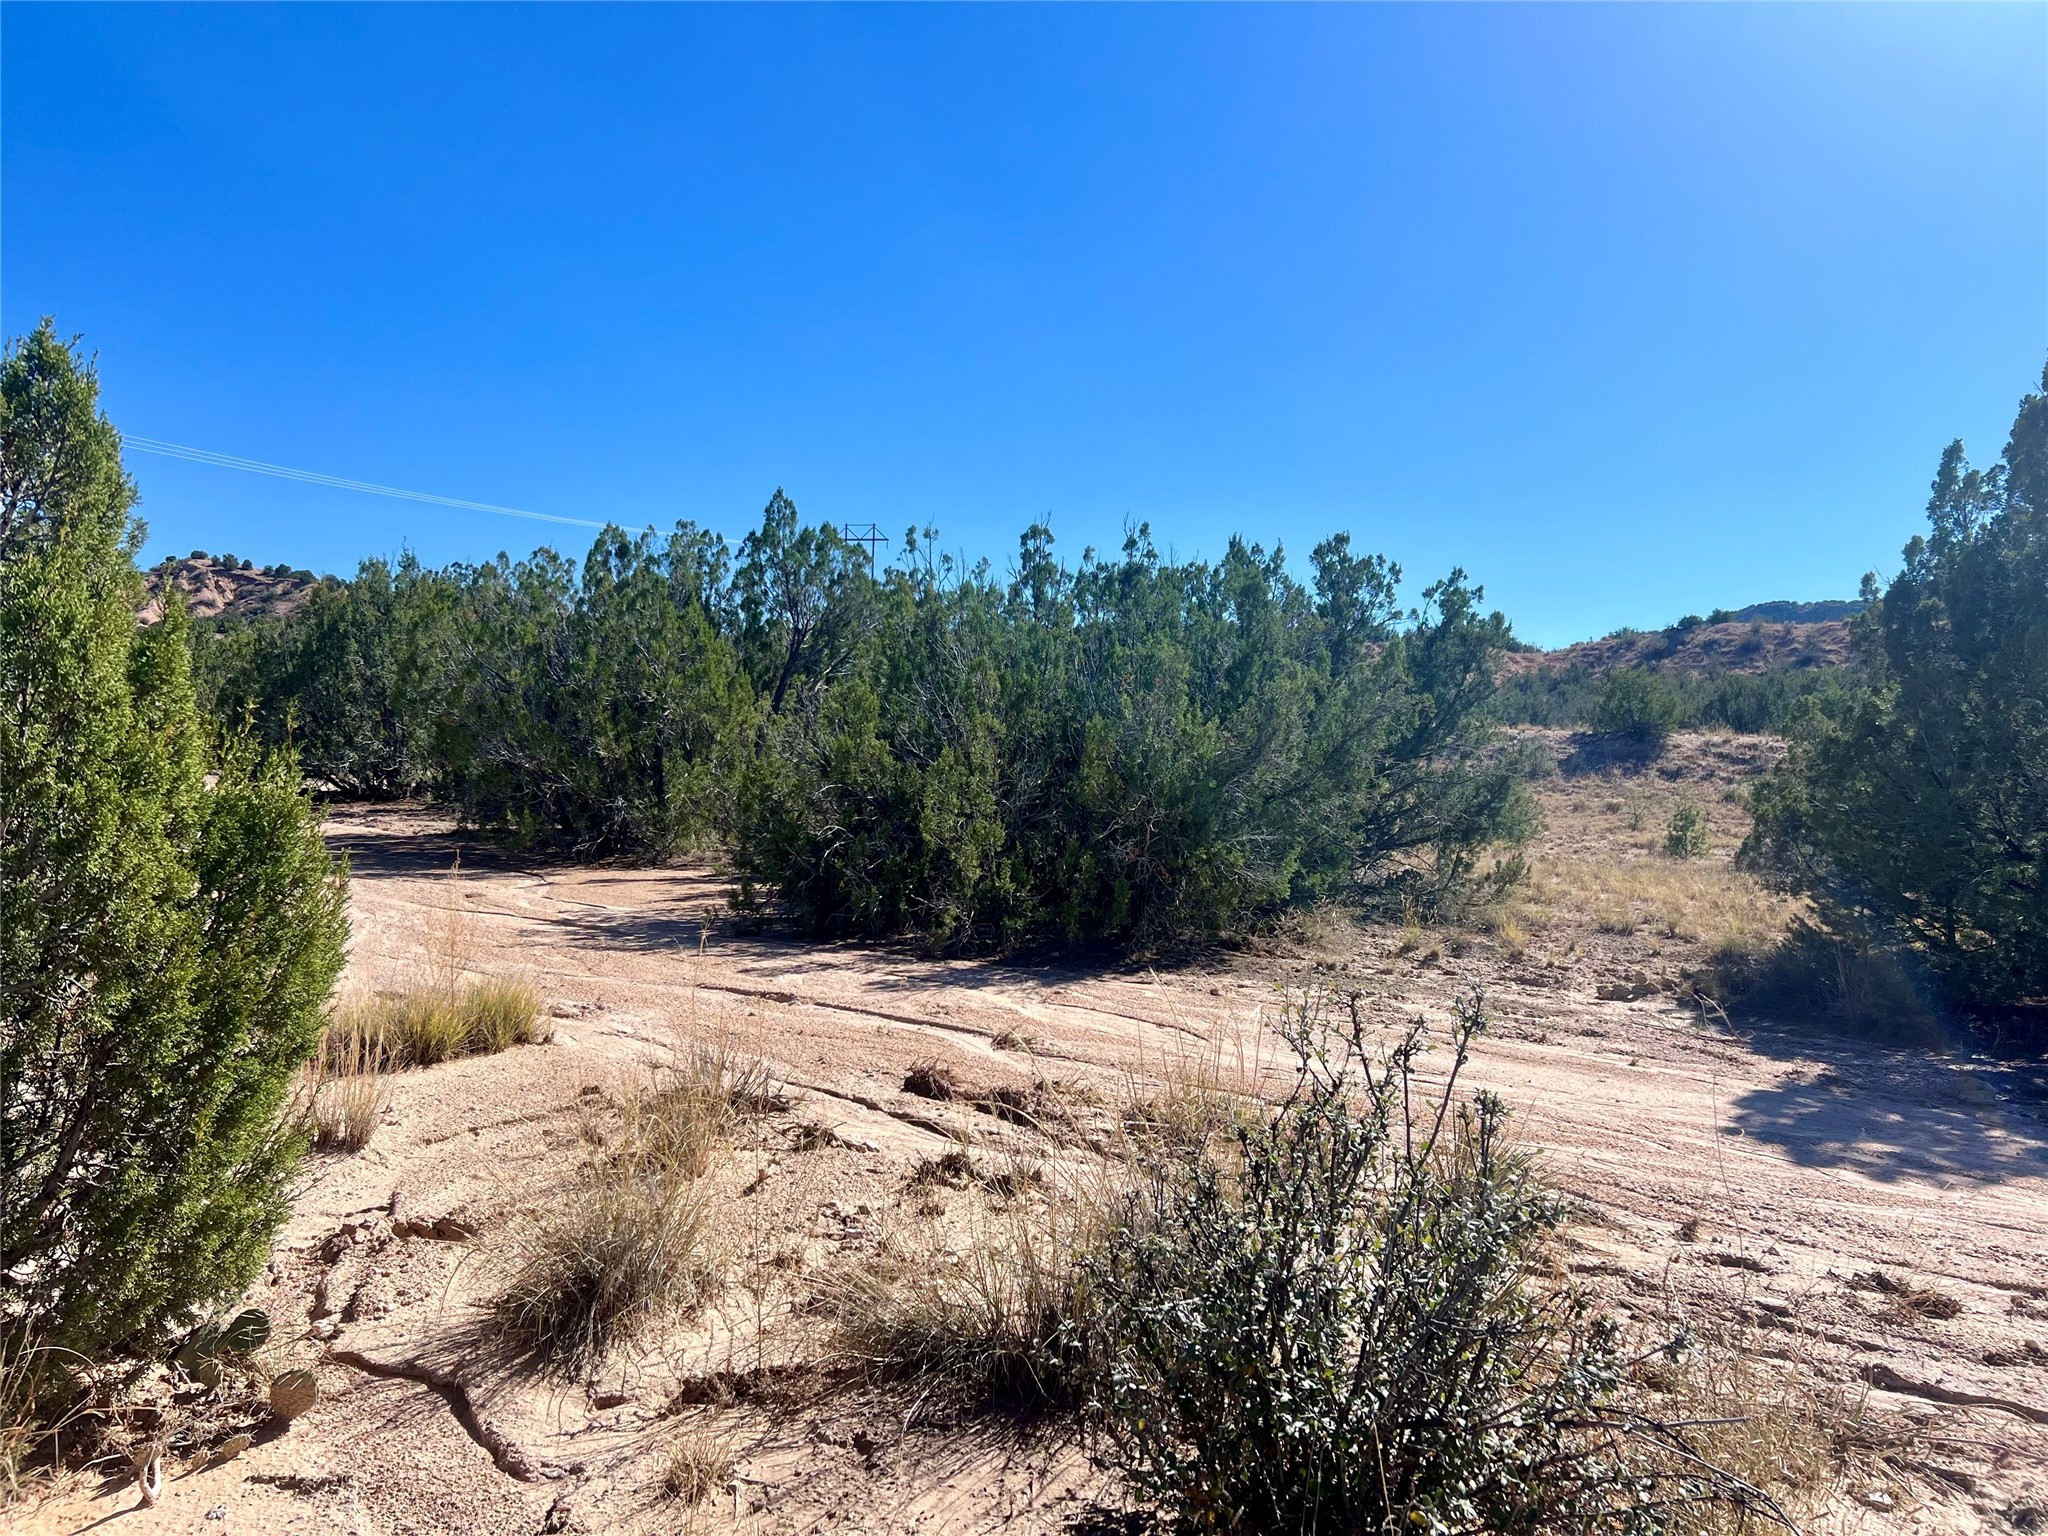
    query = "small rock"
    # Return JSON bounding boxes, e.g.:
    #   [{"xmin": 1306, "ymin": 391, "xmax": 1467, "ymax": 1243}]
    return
[
  {"xmin": 1855, "ymin": 1490, "xmax": 1896, "ymax": 1512},
  {"xmin": 206, "ymin": 1506, "xmax": 227, "ymax": 1521},
  {"xmin": 589, "ymin": 1390, "xmax": 628, "ymax": 1410}
]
